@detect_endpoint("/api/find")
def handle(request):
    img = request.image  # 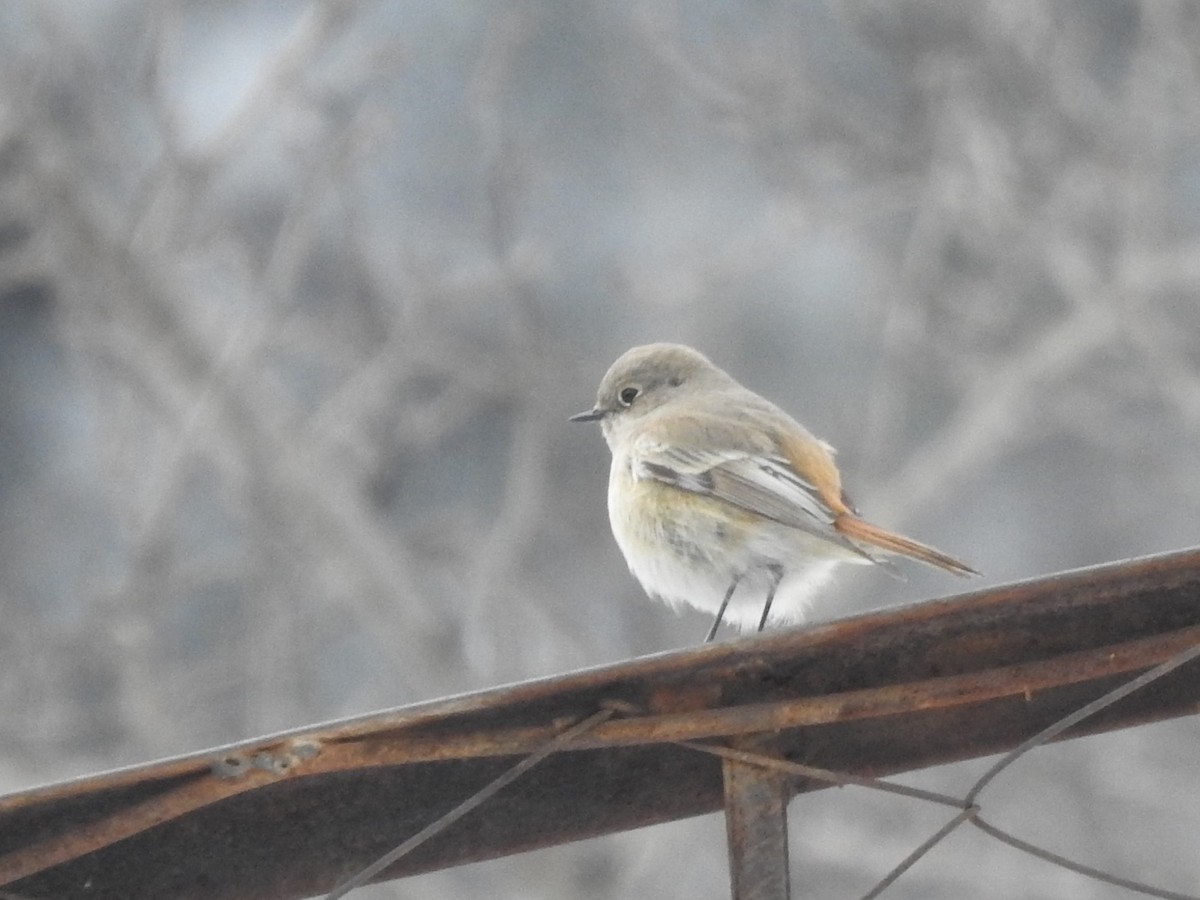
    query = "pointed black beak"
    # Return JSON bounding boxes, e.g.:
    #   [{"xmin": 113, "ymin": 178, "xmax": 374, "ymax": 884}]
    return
[{"xmin": 569, "ymin": 408, "xmax": 604, "ymax": 422}]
